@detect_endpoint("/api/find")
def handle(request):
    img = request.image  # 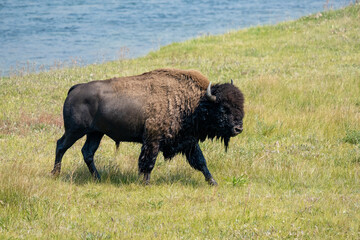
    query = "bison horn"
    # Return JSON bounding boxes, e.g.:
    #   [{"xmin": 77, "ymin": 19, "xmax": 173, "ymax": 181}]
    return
[
  {"xmin": 231, "ymin": 79, "xmax": 233, "ymax": 85},
  {"xmin": 206, "ymin": 82, "xmax": 216, "ymax": 102}
]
